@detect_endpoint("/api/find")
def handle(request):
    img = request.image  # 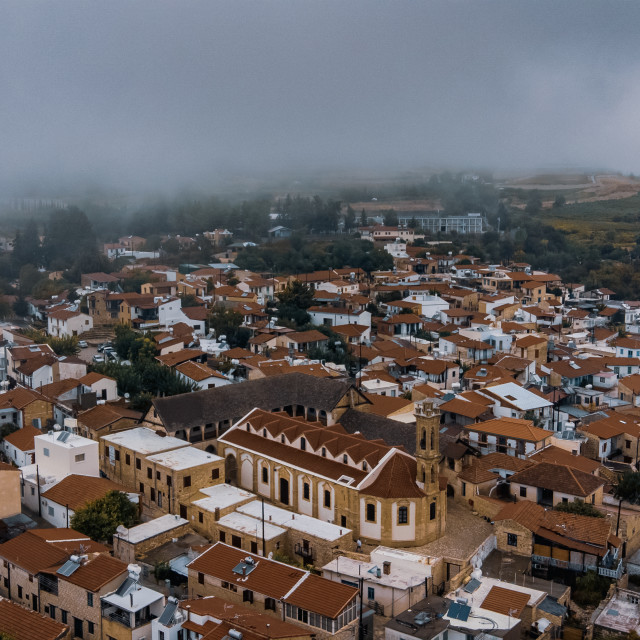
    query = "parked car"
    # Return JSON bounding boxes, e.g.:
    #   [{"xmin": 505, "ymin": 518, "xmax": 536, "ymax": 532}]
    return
[
  {"xmin": 78, "ymin": 340, "xmax": 88, "ymax": 349},
  {"xmin": 92, "ymin": 354, "xmax": 105, "ymax": 363}
]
